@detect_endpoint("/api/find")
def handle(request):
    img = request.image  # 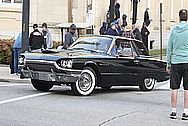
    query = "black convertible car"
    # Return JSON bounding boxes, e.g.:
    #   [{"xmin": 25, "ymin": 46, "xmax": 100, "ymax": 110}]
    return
[{"xmin": 19, "ymin": 35, "xmax": 170, "ymax": 95}]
